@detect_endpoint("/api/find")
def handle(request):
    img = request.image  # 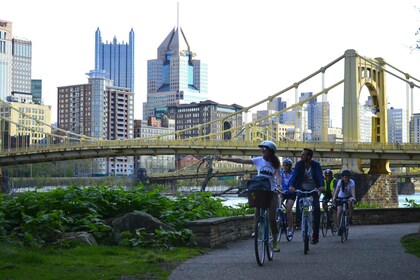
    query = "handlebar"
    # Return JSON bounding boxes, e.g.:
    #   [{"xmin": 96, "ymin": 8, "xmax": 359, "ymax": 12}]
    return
[{"xmin": 295, "ymin": 189, "xmax": 318, "ymax": 195}]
